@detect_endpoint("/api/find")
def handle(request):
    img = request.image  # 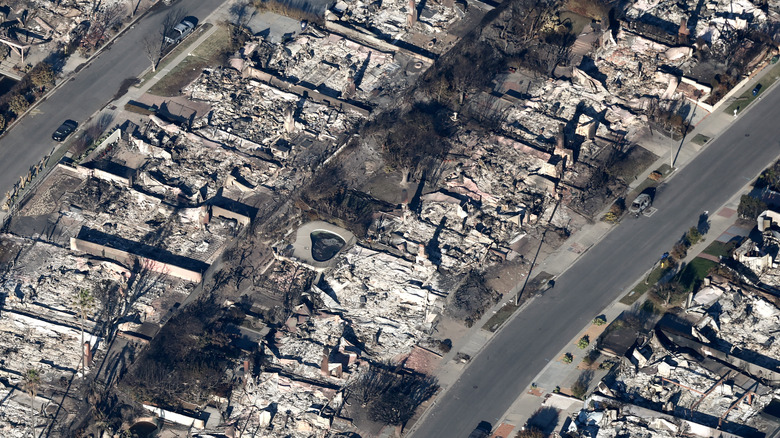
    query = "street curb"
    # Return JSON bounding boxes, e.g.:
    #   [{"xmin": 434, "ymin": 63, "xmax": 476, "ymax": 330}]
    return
[{"xmin": 0, "ymin": 1, "xmax": 162, "ymax": 140}]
